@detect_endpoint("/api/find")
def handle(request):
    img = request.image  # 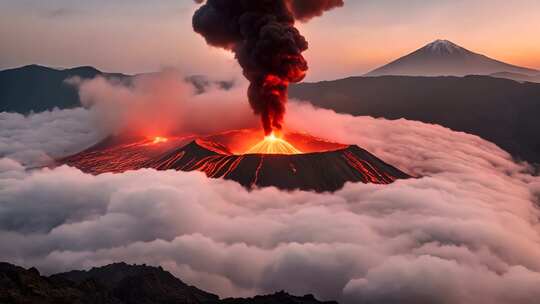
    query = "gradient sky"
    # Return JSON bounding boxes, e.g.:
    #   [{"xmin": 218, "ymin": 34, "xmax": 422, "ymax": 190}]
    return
[{"xmin": 1, "ymin": 0, "xmax": 539, "ymax": 81}]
